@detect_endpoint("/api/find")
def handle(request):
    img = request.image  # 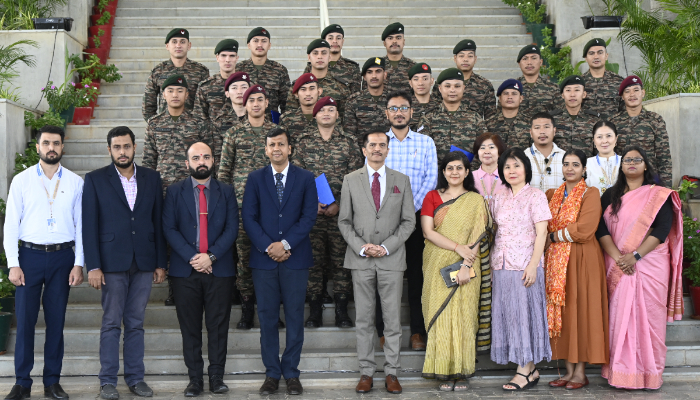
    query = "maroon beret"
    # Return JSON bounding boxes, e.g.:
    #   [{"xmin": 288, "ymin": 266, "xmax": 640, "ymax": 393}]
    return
[
  {"xmin": 619, "ymin": 75, "xmax": 643, "ymax": 96},
  {"xmin": 224, "ymin": 72, "xmax": 250, "ymax": 92},
  {"xmin": 292, "ymin": 73, "xmax": 318, "ymax": 94},
  {"xmin": 243, "ymin": 84, "xmax": 266, "ymax": 104},
  {"xmin": 312, "ymin": 96, "xmax": 337, "ymax": 117}
]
